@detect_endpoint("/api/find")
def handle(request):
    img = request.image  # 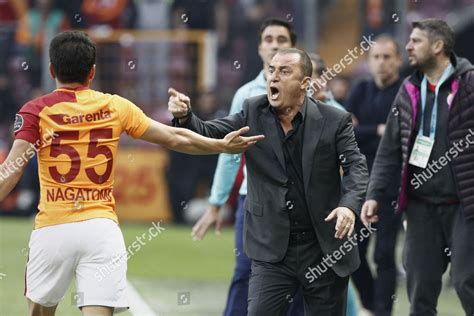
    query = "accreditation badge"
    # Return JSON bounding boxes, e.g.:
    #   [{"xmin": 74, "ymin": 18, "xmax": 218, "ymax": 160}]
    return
[{"xmin": 408, "ymin": 135, "xmax": 434, "ymax": 168}]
